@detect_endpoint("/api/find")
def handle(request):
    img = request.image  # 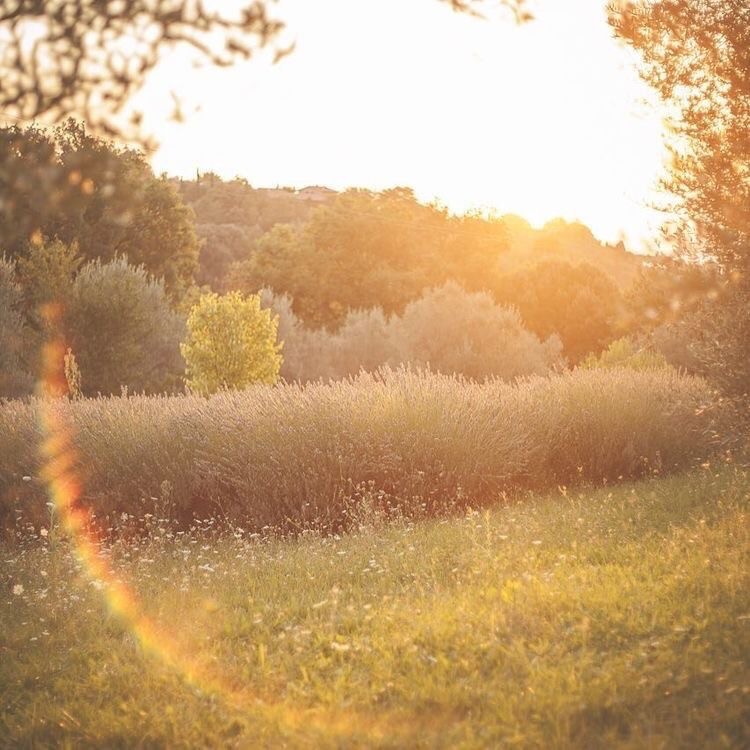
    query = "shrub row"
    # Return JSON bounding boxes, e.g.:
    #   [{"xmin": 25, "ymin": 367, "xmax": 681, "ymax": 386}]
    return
[
  {"xmin": 262, "ymin": 282, "xmax": 563, "ymax": 383},
  {"xmin": 0, "ymin": 368, "xmax": 726, "ymax": 532}
]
